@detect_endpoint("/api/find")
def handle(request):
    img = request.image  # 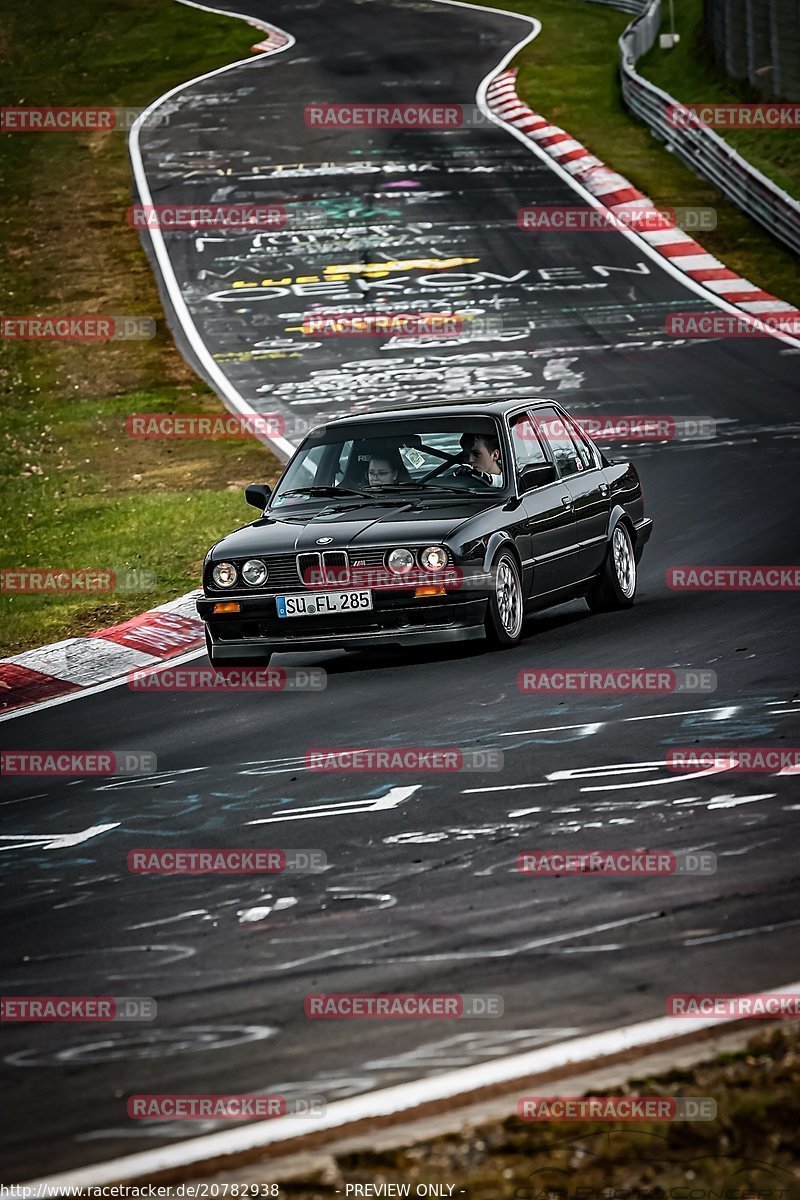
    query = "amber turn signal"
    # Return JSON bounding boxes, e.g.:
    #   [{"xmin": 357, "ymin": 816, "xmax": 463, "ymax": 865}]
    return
[
  {"xmin": 414, "ymin": 586, "xmax": 446, "ymax": 598},
  {"xmin": 212, "ymin": 601, "xmax": 241, "ymax": 613}
]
